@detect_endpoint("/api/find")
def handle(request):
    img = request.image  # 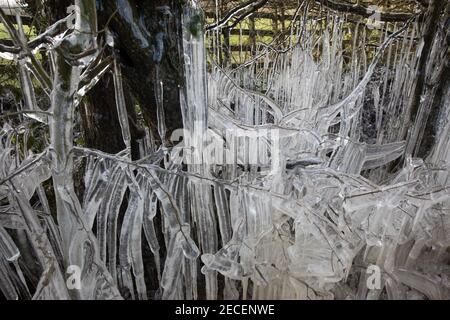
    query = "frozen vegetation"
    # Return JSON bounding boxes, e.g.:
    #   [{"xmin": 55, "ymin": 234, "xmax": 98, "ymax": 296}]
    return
[{"xmin": 0, "ymin": 0, "xmax": 449, "ymax": 300}]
